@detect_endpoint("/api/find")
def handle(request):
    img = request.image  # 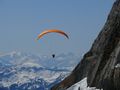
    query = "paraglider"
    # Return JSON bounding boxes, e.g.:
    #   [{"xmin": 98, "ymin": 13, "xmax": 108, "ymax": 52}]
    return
[
  {"xmin": 36, "ymin": 29, "xmax": 69, "ymax": 58},
  {"xmin": 52, "ymin": 54, "xmax": 55, "ymax": 58},
  {"xmin": 36, "ymin": 29, "xmax": 69, "ymax": 40}
]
